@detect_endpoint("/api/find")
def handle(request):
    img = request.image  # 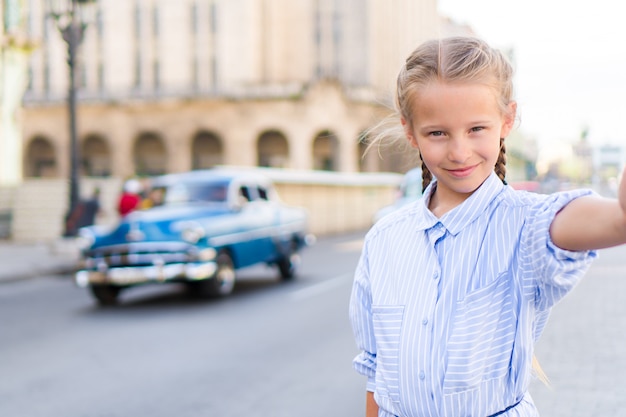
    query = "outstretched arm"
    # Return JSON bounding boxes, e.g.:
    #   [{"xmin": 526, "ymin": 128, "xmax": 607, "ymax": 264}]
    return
[{"xmin": 550, "ymin": 168, "xmax": 626, "ymax": 251}]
